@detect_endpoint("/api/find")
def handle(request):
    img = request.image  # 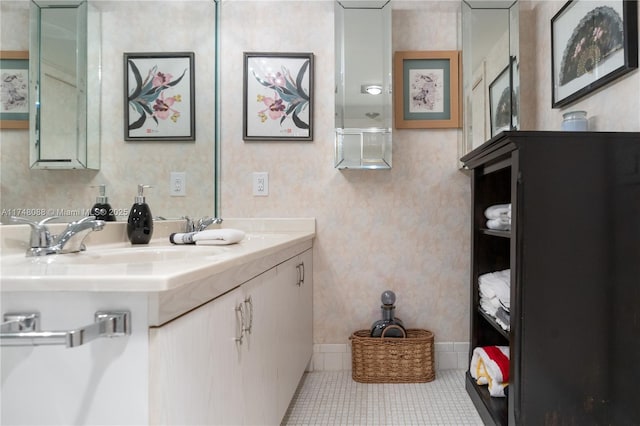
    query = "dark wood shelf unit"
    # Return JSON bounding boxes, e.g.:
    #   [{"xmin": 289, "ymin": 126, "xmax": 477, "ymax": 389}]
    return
[
  {"xmin": 465, "ymin": 372, "xmax": 508, "ymax": 426},
  {"xmin": 461, "ymin": 131, "xmax": 640, "ymax": 425}
]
